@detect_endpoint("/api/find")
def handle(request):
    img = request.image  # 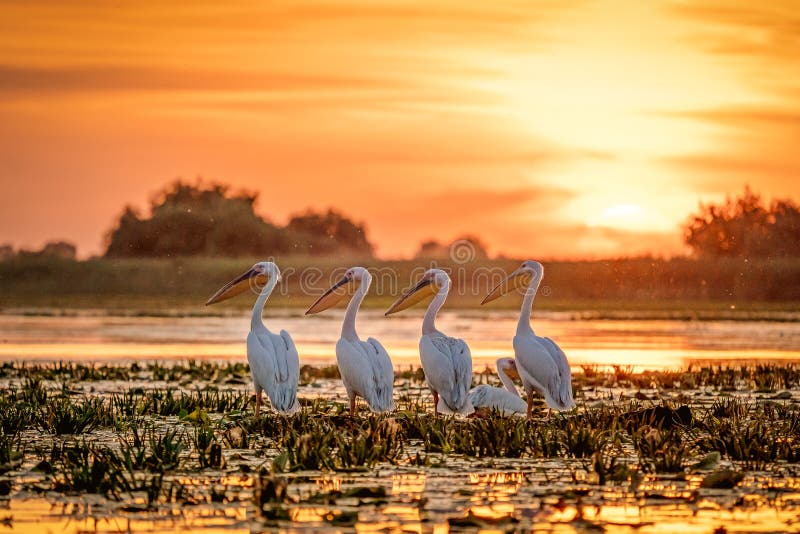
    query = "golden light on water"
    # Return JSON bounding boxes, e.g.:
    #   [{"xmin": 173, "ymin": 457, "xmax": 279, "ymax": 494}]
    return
[{"xmin": 2, "ymin": 313, "xmax": 798, "ymax": 371}]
